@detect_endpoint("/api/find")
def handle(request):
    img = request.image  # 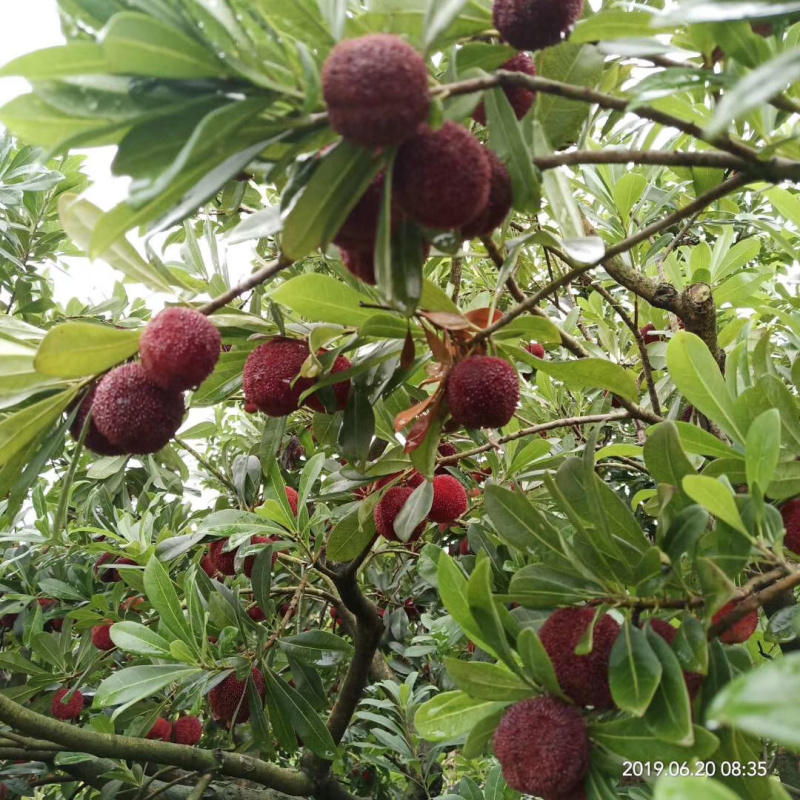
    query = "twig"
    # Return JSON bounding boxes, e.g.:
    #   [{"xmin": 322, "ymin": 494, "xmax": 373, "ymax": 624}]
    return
[{"xmin": 175, "ymin": 438, "xmax": 237, "ymax": 495}]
